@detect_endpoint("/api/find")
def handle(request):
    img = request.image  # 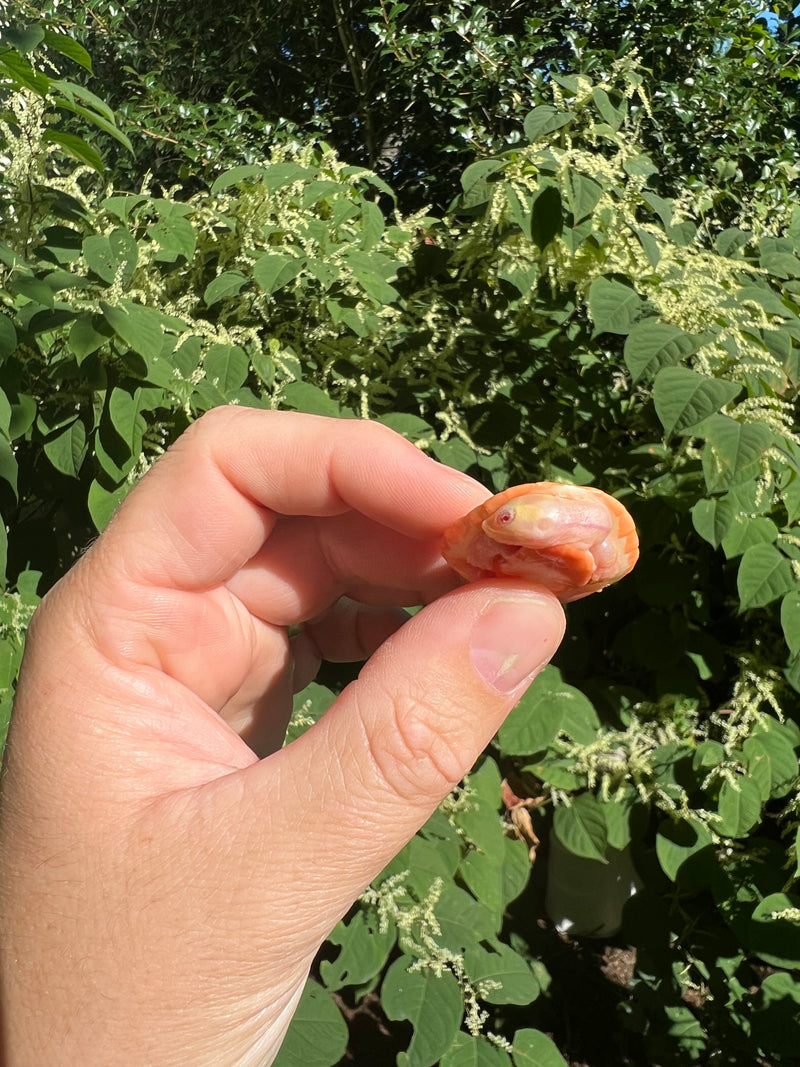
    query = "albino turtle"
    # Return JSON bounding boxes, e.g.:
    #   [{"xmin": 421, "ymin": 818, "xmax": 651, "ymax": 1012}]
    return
[{"xmin": 441, "ymin": 482, "xmax": 638, "ymax": 603}]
